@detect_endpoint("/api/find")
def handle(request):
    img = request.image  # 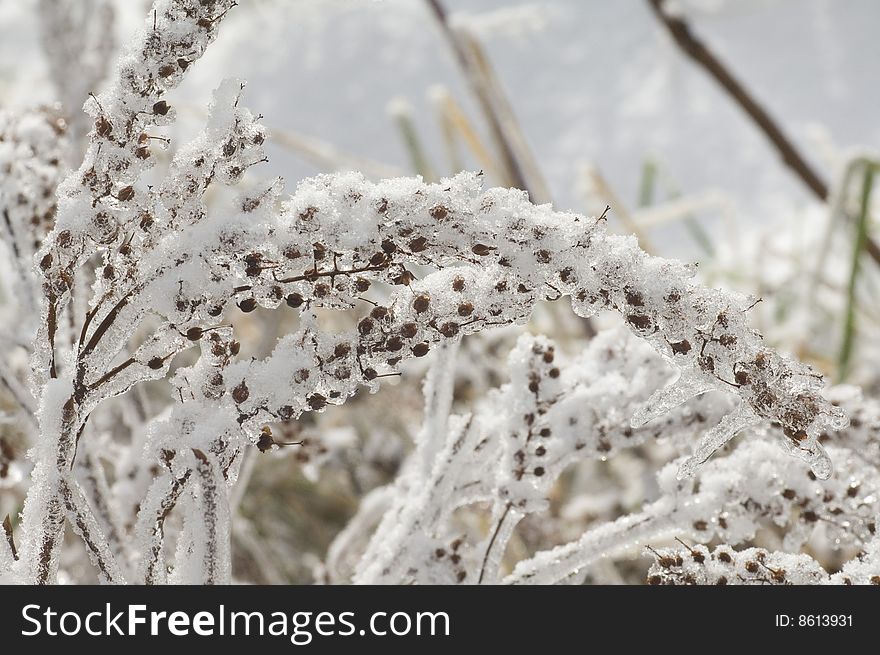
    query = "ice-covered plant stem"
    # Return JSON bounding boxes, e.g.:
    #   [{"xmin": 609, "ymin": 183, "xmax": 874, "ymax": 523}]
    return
[
  {"xmin": 8, "ymin": 0, "xmax": 850, "ymax": 586},
  {"xmin": 20, "ymin": 0, "xmax": 240, "ymax": 584}
]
